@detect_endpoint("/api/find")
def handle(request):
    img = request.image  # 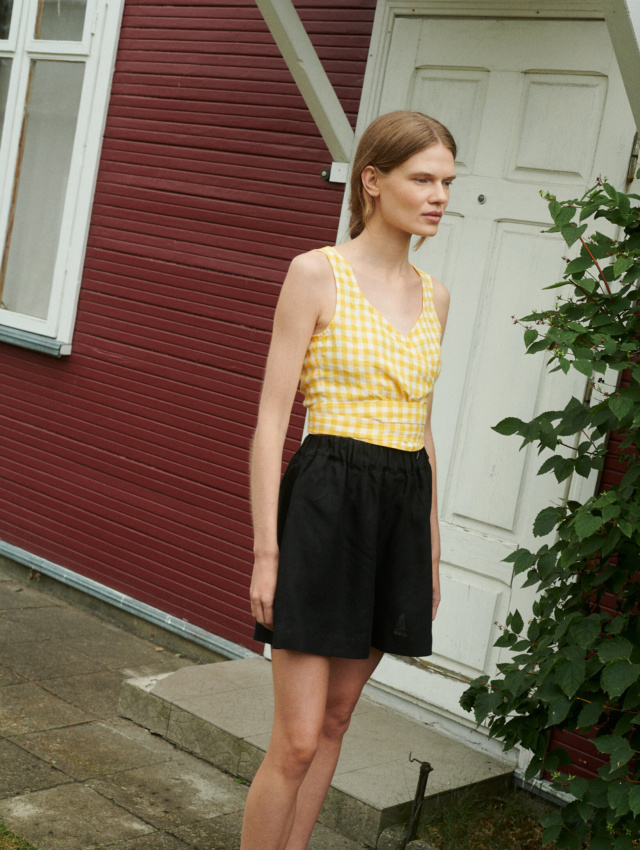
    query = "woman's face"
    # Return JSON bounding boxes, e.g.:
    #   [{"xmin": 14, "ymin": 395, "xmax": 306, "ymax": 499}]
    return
[{"xmin": 364, "ymin": 143, "xmax": 456, "ymax": 238}]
